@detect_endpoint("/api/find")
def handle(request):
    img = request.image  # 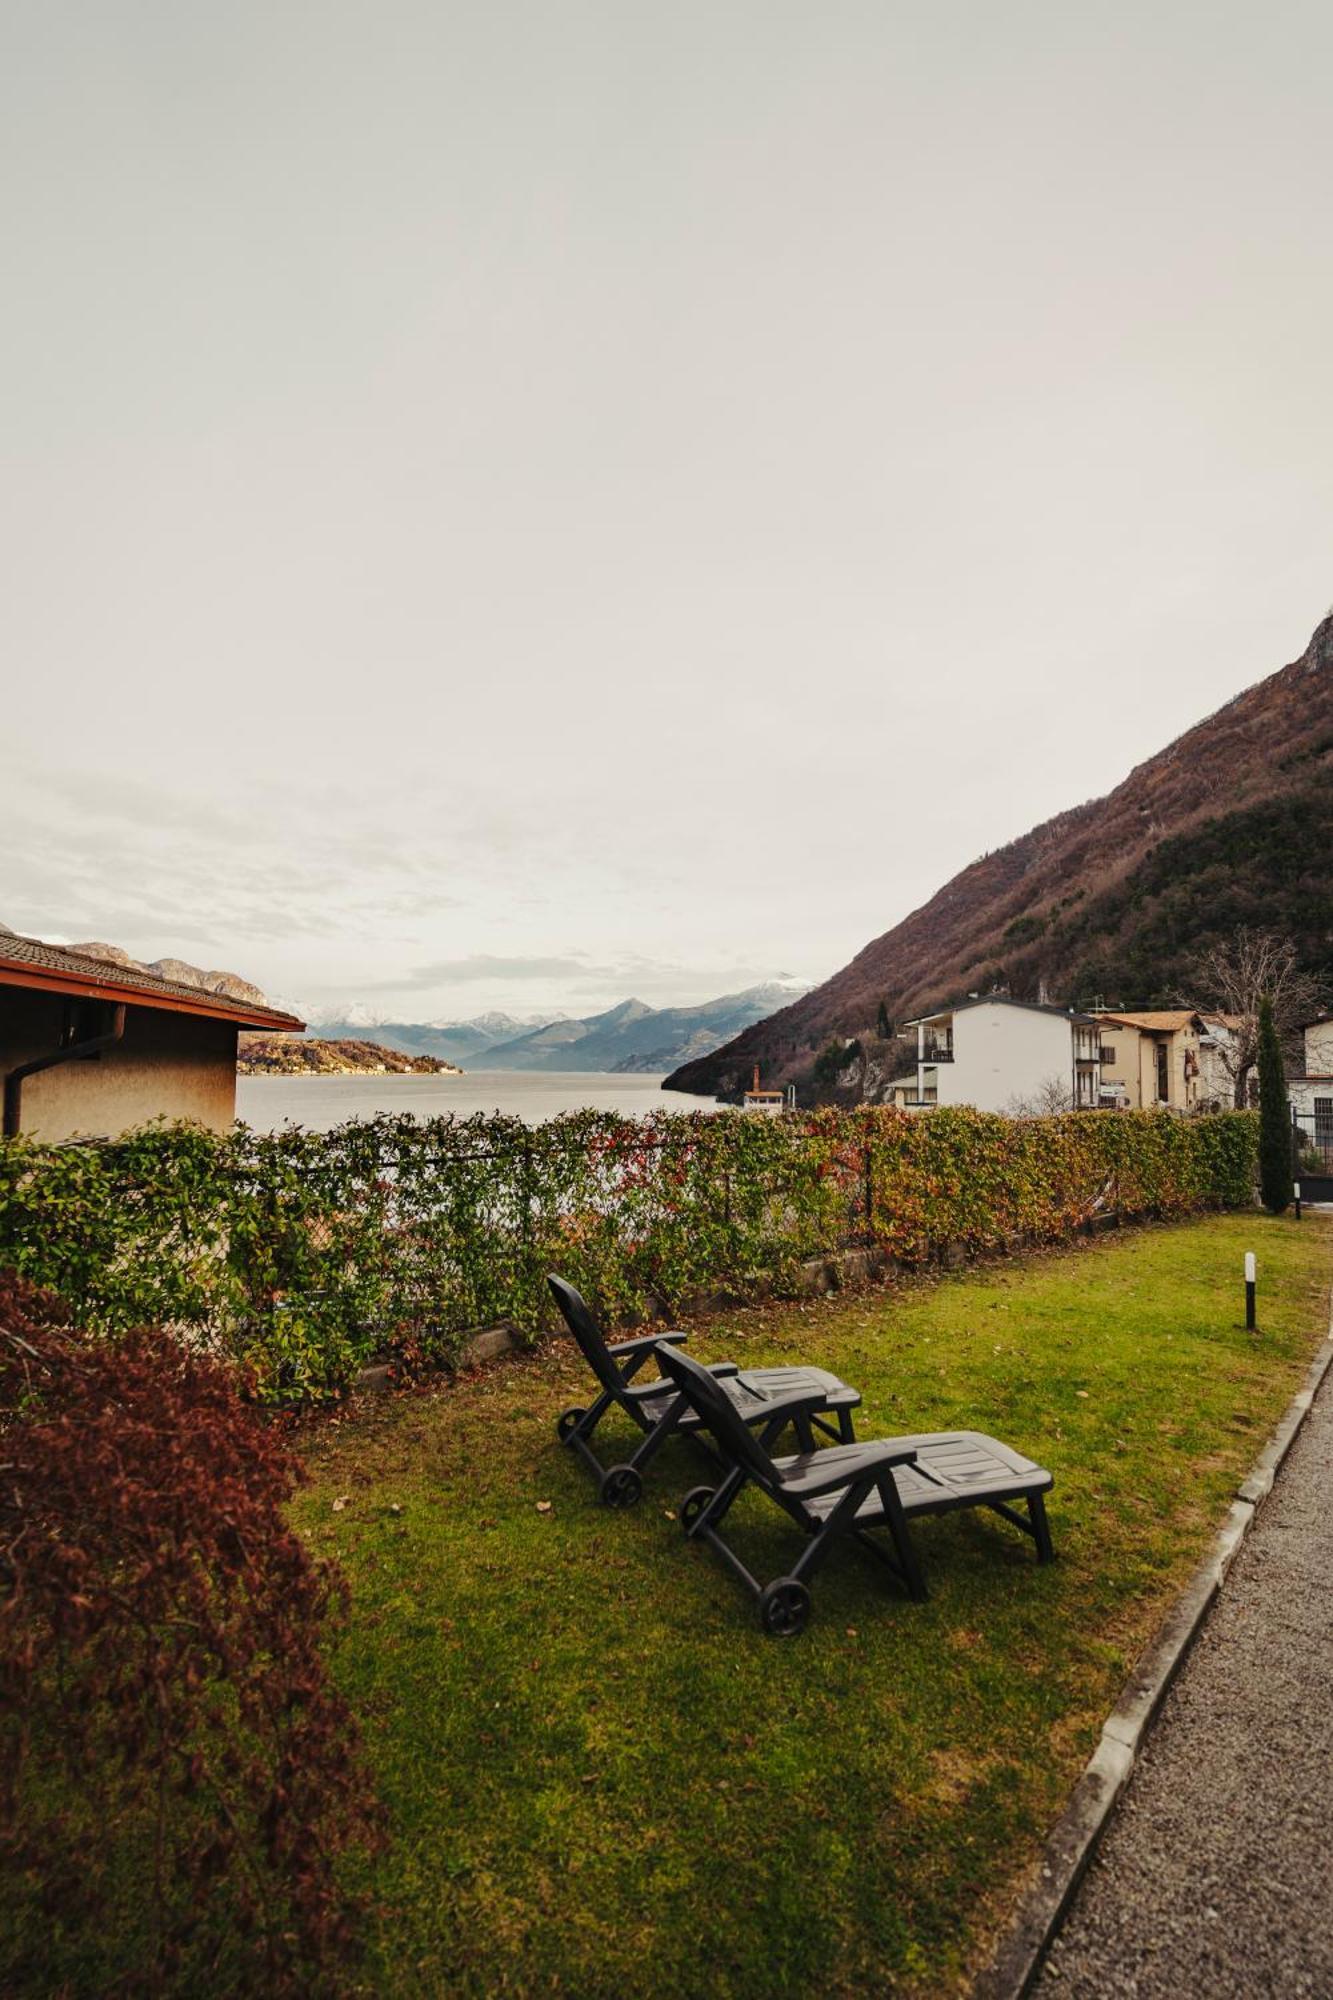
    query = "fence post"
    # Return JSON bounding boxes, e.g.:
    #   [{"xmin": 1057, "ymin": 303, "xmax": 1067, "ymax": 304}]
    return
[{"xmin": 521, "ymin": 1131, "xmax": 536, "ymax": 1318}]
